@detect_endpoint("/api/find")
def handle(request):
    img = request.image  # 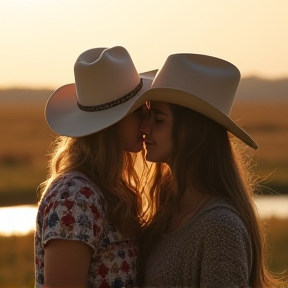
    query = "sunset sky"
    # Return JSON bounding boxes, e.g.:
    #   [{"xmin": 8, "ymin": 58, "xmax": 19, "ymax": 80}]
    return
[{"xmin": 1, "ymin": 0, "xmax": 287, "ymax": 89}]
